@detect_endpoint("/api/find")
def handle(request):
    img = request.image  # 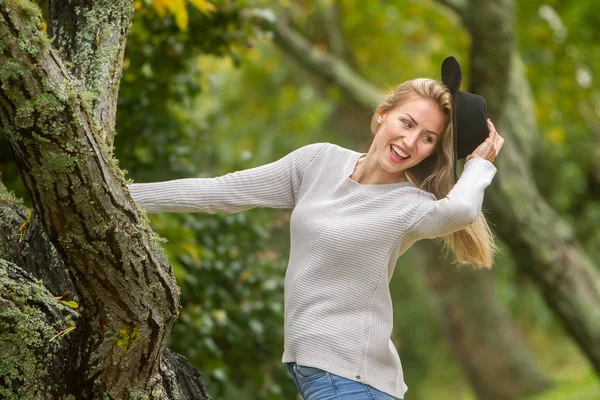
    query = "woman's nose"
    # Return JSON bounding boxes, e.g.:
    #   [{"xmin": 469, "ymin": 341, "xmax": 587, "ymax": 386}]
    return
[{"xmin": 401, "ymin": 133, "xmax": 418, "ymax": 149}]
